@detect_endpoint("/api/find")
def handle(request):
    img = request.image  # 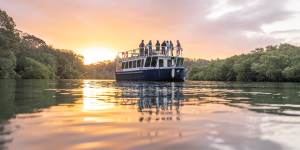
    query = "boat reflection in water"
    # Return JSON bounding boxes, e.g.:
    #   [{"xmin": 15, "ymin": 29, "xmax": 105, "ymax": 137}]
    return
[{"xmin": 114, "ymin": 82, "xmax": 184, "ymax": 122}]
